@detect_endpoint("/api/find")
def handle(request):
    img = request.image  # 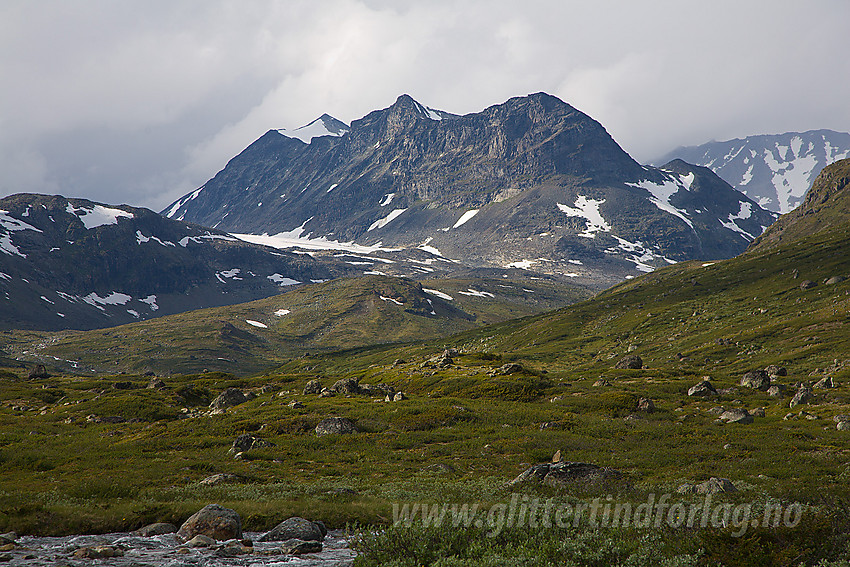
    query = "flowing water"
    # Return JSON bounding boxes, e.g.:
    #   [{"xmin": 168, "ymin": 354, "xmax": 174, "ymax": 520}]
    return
[{"xmin": 3, "ymin": 530, "xmax": 357, "ymax": 566}]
